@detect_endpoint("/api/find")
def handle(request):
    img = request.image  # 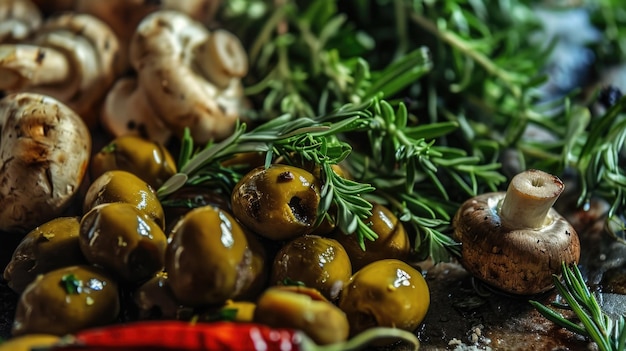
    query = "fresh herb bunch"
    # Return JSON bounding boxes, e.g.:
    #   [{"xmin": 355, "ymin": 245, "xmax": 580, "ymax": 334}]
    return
[
  {"xmin": 162, "ymin": 0, "xmax": 626, "ymax": 262},
  {"xmin": 530, "ymin": 263, "xmax": 626, "ymax": 351}
]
